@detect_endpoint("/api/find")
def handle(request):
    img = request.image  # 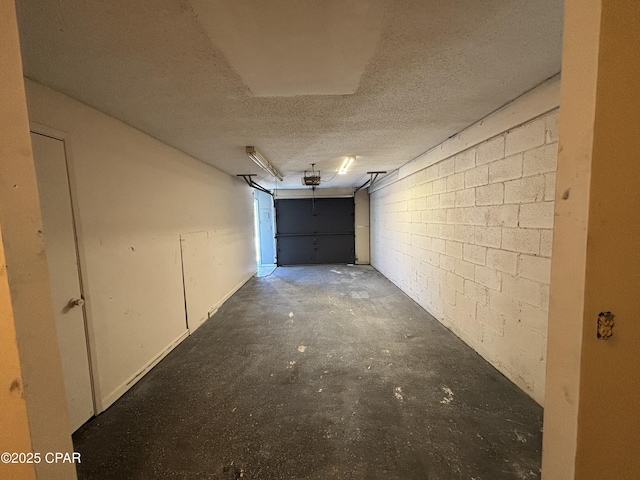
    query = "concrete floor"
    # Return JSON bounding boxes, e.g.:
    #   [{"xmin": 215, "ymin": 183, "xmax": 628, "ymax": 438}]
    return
[{"xmin": 73, "ymin": 265, "xmax": 543, "ymax": 480}]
